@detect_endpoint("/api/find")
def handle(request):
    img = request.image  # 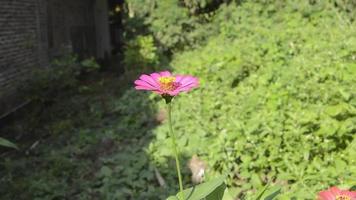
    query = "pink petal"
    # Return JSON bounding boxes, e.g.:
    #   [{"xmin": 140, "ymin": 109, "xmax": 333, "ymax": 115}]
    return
[
  {"xmin": 139, "ymin": 74, "xmax": 160, "ymax": 87},
  {"xmin": 175, "ymin": 75, "xmax": 185, "ymax": 82},
  {"xmin": 317, "ymin": 187, "xmax": 356, "ymax": 200},
  {"xmin": 159, "ymin": 71, "xmax": 171, "ymax": 77},
  {"xmin": 167, "ymin": 90, "xmax": 180, "ymax": 96},
  {"xmin": 176, "ymin": 79, "xmax": 199, "ymax": 92},
  {"xmin": 351, "ymin": 191, "xmax": 356, "ymax": 197},
  {"xmin": 177, "ymin": 86, "xmax": 194, "ymax": 92},
  {"xmin": 340, "ymin": 190, "xmax": 356, "ymax": 198},
  {"xmin": 329, "ymin": 187, "xmax": 342, "ymax": 196},
  {"xmin": 175, "ymin": 75, "xmax": 189, "ymax": 84},
  {"xmin": 176, "ymin": 76, "xmax": 199, "ymax": 88},
  {"xmin": 183, "ymin": 78, "xmax": 199, "ymax": 87},
  {"xmin": 318, "ymin": 191, "xmax": 335, "ymax": 200},
  {"xmin": 179, "ymin": 76, "xmax": 195, "ymax": 84},
  {"xmin": 135, "ymin": 72, "xmax": 198, "ymax": 96},
  {"xmin": 150, "ymin": 72, "xmax": 162, "ymax": 81},
  {"xmin": 134, "ymin": 80, "xmax": 158, "ymax": 90}
]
